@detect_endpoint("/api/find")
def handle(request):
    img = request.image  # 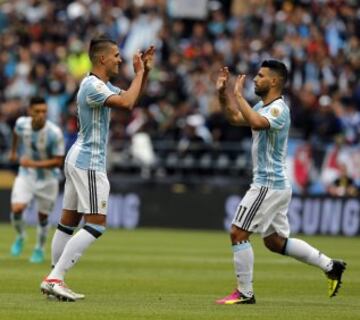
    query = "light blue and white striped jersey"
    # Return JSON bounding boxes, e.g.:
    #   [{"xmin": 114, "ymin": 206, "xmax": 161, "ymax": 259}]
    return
[
  {"xmin": 66, "ymin": 74, "xmax": 122, "ymax": 172},
  {"xmin": 14, "ymin": 117, "xmax": 65, "ymax": 180},
  {"xmin": 251, "ymin": 97, "xmax": 291, "ymax": 189}
]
